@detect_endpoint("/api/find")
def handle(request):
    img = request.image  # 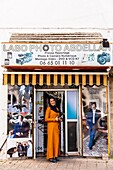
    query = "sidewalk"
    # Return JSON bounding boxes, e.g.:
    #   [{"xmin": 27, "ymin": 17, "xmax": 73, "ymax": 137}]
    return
[{"xmin": 0, "ymin": 157, "xmax": 113, "ymax": 170}]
